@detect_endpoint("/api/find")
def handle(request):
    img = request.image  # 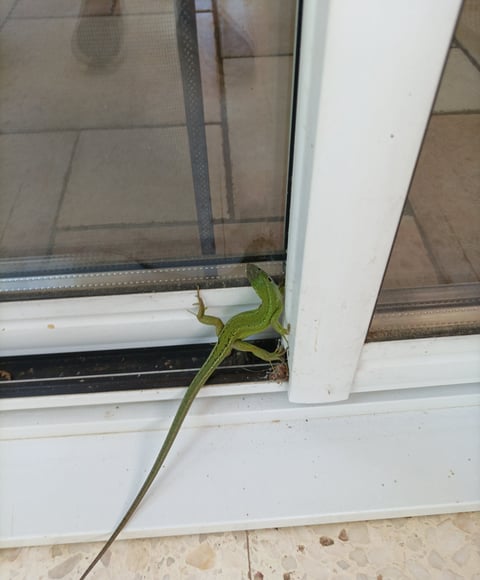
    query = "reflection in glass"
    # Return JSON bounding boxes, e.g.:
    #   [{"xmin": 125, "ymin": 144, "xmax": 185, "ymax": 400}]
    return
[
  {"xmin": 0, "ymin": 0, "xmax": 298, "ymax": 298},
  {"xmin": 369, "ymin": 1, "xmax": 480, "ymax": 341}
]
